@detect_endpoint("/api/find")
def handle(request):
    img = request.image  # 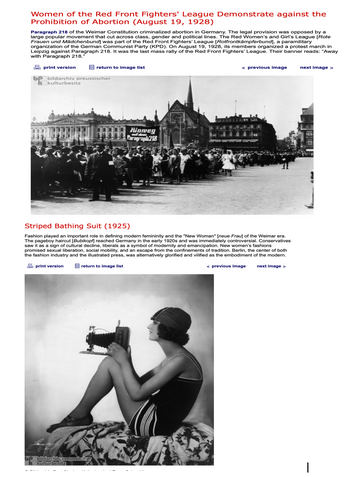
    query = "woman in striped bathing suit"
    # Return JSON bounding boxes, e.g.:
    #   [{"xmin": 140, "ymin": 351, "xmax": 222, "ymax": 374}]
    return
[{"xmin": 47, "ymin": 307, "xmax": 203, "ymax": 437}]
